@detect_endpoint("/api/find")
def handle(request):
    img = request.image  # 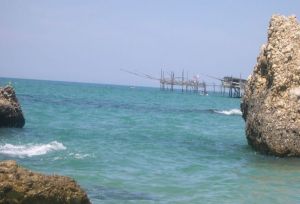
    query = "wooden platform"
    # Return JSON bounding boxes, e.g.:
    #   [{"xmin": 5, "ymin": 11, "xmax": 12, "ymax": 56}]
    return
[
  {"xmin": 160, "ymin": 70, "xmax": 207, "ymax": 94},
  {"xmin": 121, "ymin": 69, "xmax": 247, "ymax": 97},
  {"xmin": 221, "ymin": 76, "xmax": 247, "ymax": 98}
]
